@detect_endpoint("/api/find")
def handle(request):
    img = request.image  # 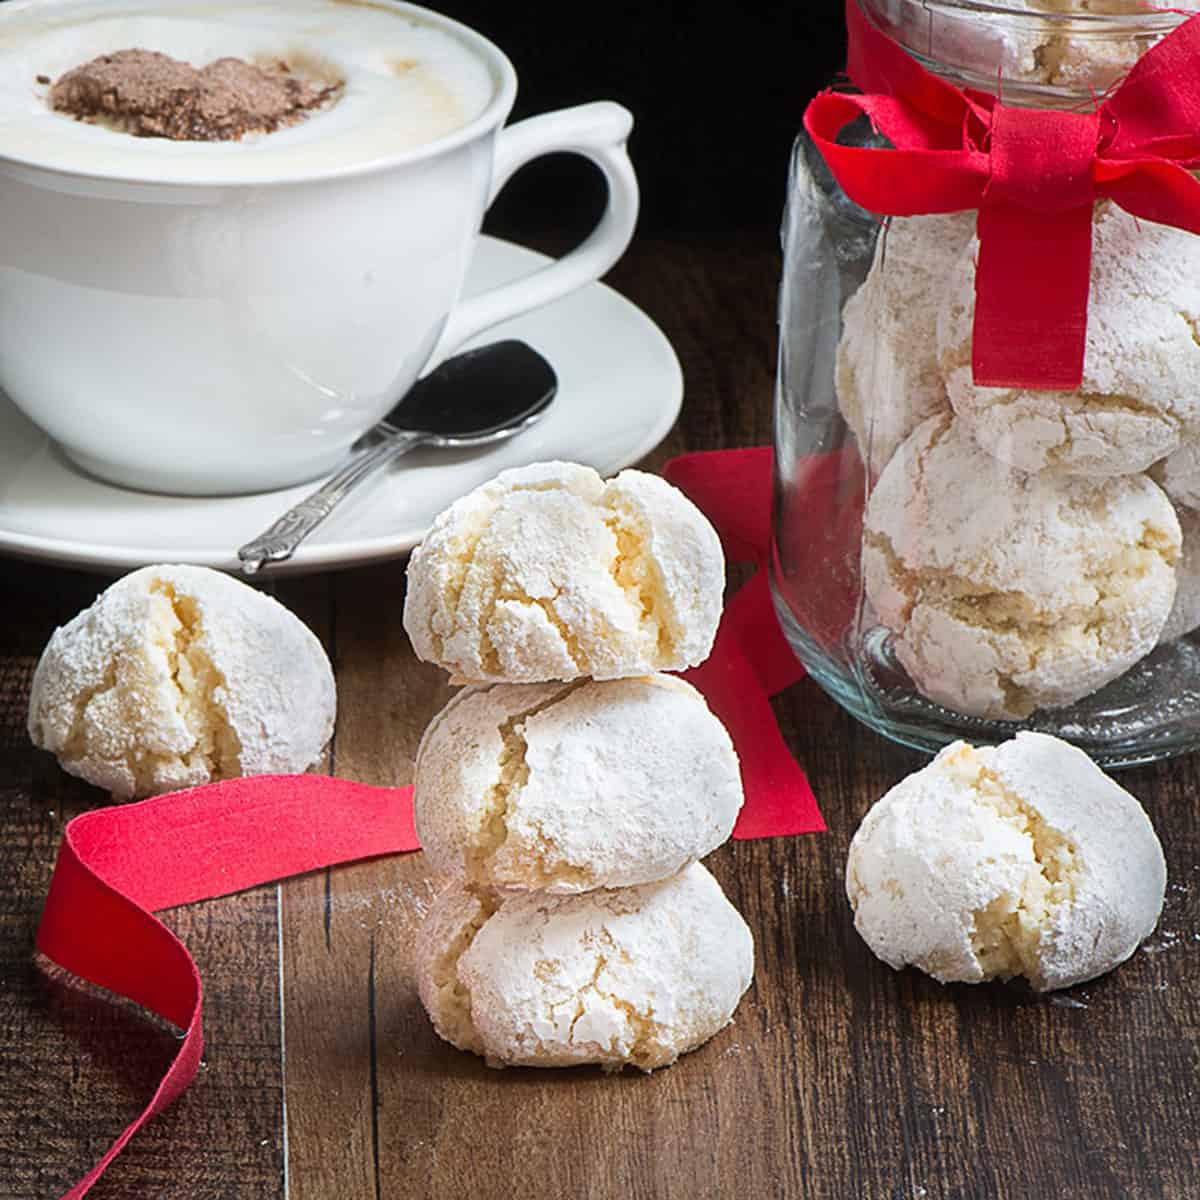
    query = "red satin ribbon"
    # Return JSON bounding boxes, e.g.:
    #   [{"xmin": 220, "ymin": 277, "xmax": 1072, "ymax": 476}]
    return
[
  {"xmin": 37, "ymin": 775, "xmax": 421, "ymax": 1200},
  {"xmin": 804, "ymin": 0, "xmax": 1200, "ymax": 389},
  {"xmin": 35, "ymin": 451, "xmax": 823, "ymax": 1198}
]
